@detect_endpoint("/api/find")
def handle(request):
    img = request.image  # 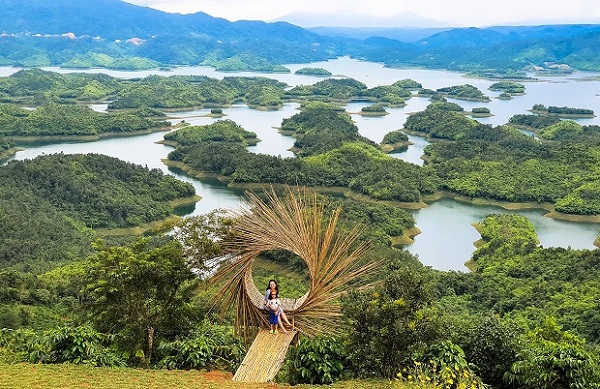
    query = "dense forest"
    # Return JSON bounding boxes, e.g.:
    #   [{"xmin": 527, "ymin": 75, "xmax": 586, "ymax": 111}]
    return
[
  {"xmin": 2, "ymin": 53, "xmax": 600, "ymax": 388},
  {"xmin": 0, "ymin": 153, "xmax": 195, "ymax": 269},
  {"xmin": 1, "ymin": 204, "xmax": 599, "ymax": 388},
  {"xmin": 163, "ymin": 101, "xmax": 600, "ymax": 217}
]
